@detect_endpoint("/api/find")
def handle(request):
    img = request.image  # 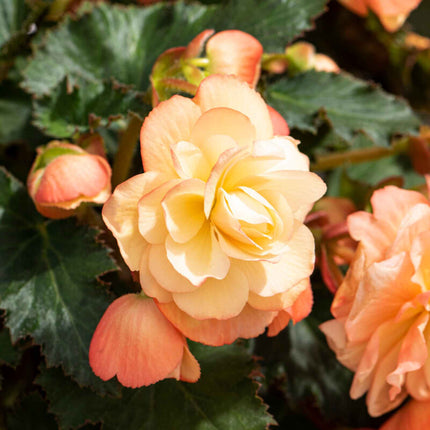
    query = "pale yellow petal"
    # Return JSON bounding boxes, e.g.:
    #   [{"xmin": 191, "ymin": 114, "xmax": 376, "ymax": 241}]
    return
[{"xmin": 173, "ymin": 266, "xmax": 248, "ymax": 320}]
